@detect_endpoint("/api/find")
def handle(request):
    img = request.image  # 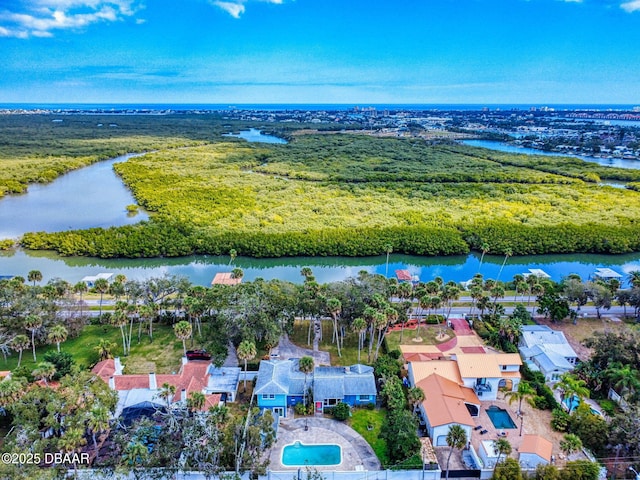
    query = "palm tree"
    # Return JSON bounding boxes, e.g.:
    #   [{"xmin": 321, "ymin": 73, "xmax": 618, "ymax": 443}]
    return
[
  {"xmin": 605, "ymin": 362, "xmax": 640, "ymax": 400},
  {"xmin": 298, "ymin": 356, "xmax": 314, "ymax": 410},
  {"xmin": 173, "ymin": 320, "xmax": 193, "ymax": 356},
  {"xmin": 443, "ymin": 284, "xmax": 461, "ymax": 320},
  {"xmin": 47, "ymin": 324, "xmax": 68, "ymax": 353},
  {"xmin": 384, "ymin": 244, "xmax": 393, "ymax": 277},
  {"xmin": 58, "ymin": 426, "xmax": 86, "ymax": 476},
  {"xmin": 0, "ymin": 378, "xmax": 26, "ymax": 407},
  {"xmin": 416, "ymin": 294, "xmax": 430, "ymax": 339},
  {"xmin": 94, "ymin": 339, "xmax": 116, "ymax": 361},
  {"xmin": 73, "ymin": 281, "xmax": 88, "ymax": 317},
  {"xmin": 493, "ymin": 438, "xmax": 512, "ymax": 464},
  {"xmin": 237, "ymin": 340, "xmax": 257, "ymax": 392},
  {"xmin": 628, "ymin": 270, "xmax": 640, "ymax": 289},
  {"xmin": 228, "ymin": 248, "xmax": 237, "ymax": 266},
  {"xmin": 187, "ymin": 391, "xmax": 206, "ymax": 413},
  {"xmin": 10, "ymin": 335, "xmax": 29, "ymax": 367},
  {"xmin": 231, "ymin": 268, "xmax": 244, "ymax": 281},
  {"xmin": 32, "ymin": 361, "xmax": 56, "ymax": 386},
  {"xmin": 94, "ymin": 278, "xmax": 110, "ymax": 317},
  {"xmin": 373, "ymin": 309, "xmax": 390, "ymax": 361},
  {"xmin": 300, "ymin": 267, "xmax": 313, "ymax": 280},
  {"xmin": 557, "ymin": 373, "xmax": 590, "ymax": 413},
  {"xmin": 158, "ymin": 382, "xmax": 176, "ymax": 407},
  {"xmin": 477, "ymin": 242, "xmax": 490, "ymax": 274},
  {"xmin": 445, "ymin": 424, "xmax": 468, "ymax": 480},
  {"xmin": 351, "ymin": 317, "xmax": 367, "ymax": 363},
  {"xmin": 496, "ymin": 248, "xmax": 512, "ymax": 282},
  {"xmin": 27, "ymin": 269, "xmax": 42, "ymax": 286},
  {"xmin": 87, "ymin": 404, "xmax": 110, "ymax": 456},
  {"xmin": 407, "ymin": 386, "xmax": 425, "ymax": 412},
  {"xmin": 559, "ymin": 433, "xmax": 582, "ymax": 459},
  {"xmin": 111, "ymin": 307, "xmax": 129, "ymax": 356},
  {"xmin": 326, "ymin": 298, "xmax": 342, "ymax": 357},
  {"xmin": 504, "ymin": 381, "xmax": 535, "ymax": 435},
  {"xmin": 530, "ymin": 282, "xmax": 545, "ymax": 316},
  {"xmin": 24, "ymin": 313, "xmax": 42, "ymax": 361}
]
